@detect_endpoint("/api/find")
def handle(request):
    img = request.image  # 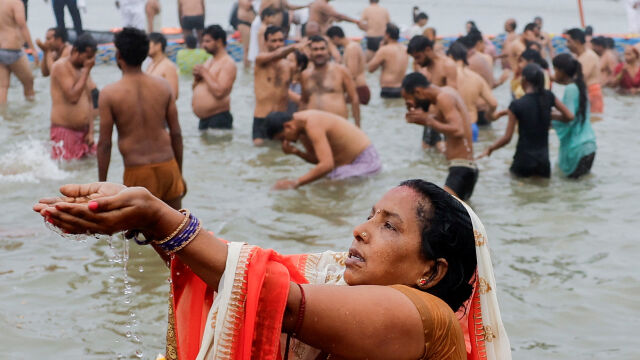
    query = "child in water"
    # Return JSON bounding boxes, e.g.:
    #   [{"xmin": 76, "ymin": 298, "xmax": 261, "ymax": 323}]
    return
[
  {"xmin": 551, "ymin": 53, "xmax": 597, "ymax": 178},
  {"xmin": 479, "ymin": 63, "xmax": 574, "ymax": 178}
]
